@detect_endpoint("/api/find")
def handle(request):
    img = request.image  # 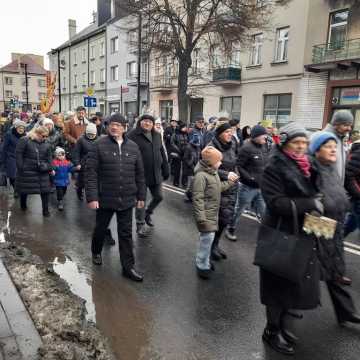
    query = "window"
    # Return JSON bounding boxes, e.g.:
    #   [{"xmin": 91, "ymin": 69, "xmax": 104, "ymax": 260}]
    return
[
  {"xmin": 5, "ymin": 90, "xmax": 12, "ymax": 98},
  {"xmin": 21, "ymin": 91, "xmax": 27, "ymax": 100},
  {"xmin": 90, "ymin": 45, "xmax": 96, "ymax": 59},
  {"xmin": 82, "ymin": 48, "xmax": 86, "ymax": 63},
  {"xmin": 275, "ymin": 27, "xmax": 289, "ymax": 62},
  {"xmin": 155, "ymin": 58, "xmax": 160, "ymax": 76},
  {"xmin": 5, "ymin": 77, "xmax": 13, "ymax": 85},
  {"xmin": 250, "ymin": 33, "xmax": 263, "ymax": 66},
  {"xmin": 128, "ymin": 29, "xmax": 138, "ymax": 44},
  {"xmin": 110, "ymin": 37, "xmax": 119, "ymax": 54},
  {"xmin": 90, "ymin": 70, "xmax": 96, "ymax": 85},
  {"xmin": 220, "ymin": 97, "xmax": 241, "ymax": 120},
  {"xmin": 230, "ymin": 43, "xmax": 241, "ymax": 67},
  {"xmin": 38, "ymin": 79, "xmax": 46, "ymax": 87},
  {"xmin": 38, "ymin": 92, "xmax": 46, "ymax": 101},
  {"xmin": 192, "ymin": 48, "xmax": 200, "ymax": 74},
  {"xmin": 328, "ymin": 10, "xmax": 349, "ymax": 49},
  {"xmin": 110, "ymin": 65, "xmax": 118, "ymax": 81},
  {"xmin": 73, "ymin": 51, "xmax": 77, "ymax": 66},
  {"xmin": 263, "ymin": 94, "xmax": 292, "ymax": 128},
  {"xmin": 74, "ymin": 74, "xmax": 78, "ymax": 88},
  {"xmin": 100, "ymin": 68, "xmax": 105, "ymax": 83},
  {"xmin": 100, "ymin": 42, "xmax": 105, "ymax": 57},
  {"xmin": 82, "ymin": 72, "xmax": 86, "ymax": 87},
  {"xmin": 141, "ymin": 60, "xmax": 148, "ymax": 81},
  {"xmin": 126, "ymin": 61, "xmax": 137, "ymax": 79},
  {"xmin": 160, "ymin": 100, "xmax": 173, "ymax": 122}
]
